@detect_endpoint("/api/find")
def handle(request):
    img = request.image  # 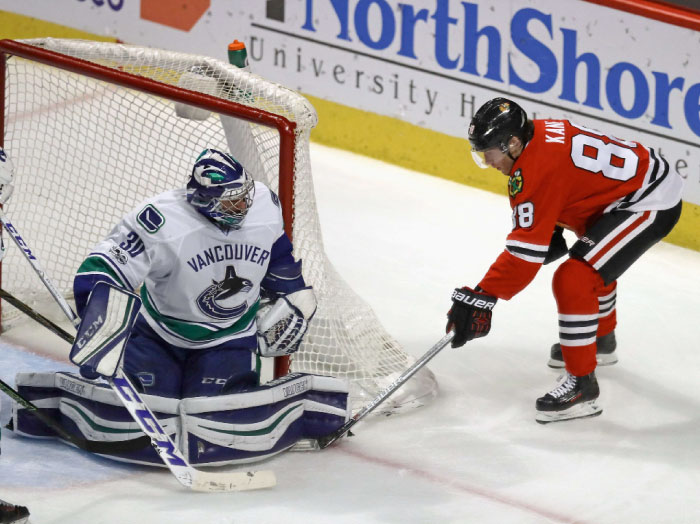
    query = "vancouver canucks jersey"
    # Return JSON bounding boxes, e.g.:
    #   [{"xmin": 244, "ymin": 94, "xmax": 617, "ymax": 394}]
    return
[{"xmin": 74, "ymin": 182, "xmax": 295, "ymax": 349}]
